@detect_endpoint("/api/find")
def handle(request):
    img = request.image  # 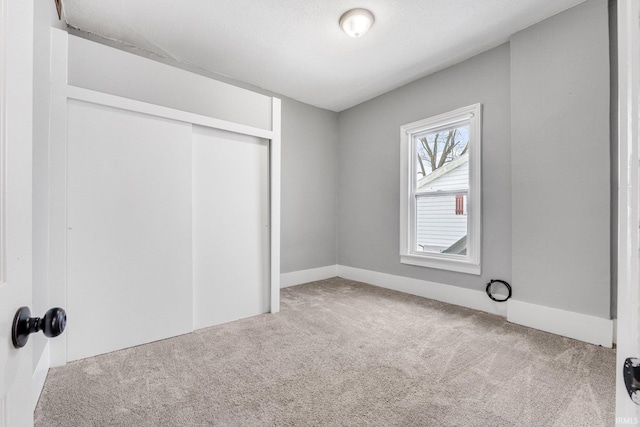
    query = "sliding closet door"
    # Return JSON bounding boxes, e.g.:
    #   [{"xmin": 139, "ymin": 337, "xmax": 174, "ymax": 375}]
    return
[
  {"xmin": 66, "ymin": 100, "xmax": 193, "ymax": 361},
  {"xmin": 192, "ymin": 126, "xmax": 270, "ymax": 329}
]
